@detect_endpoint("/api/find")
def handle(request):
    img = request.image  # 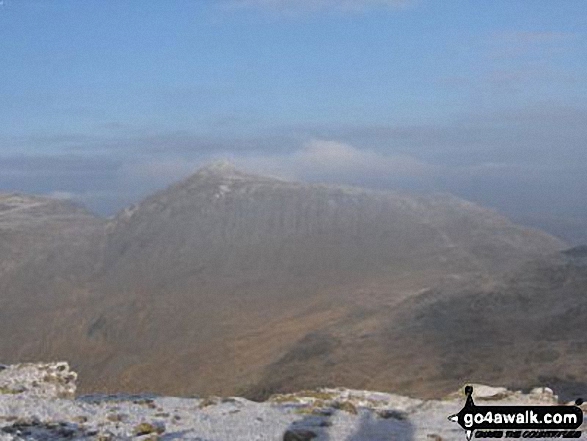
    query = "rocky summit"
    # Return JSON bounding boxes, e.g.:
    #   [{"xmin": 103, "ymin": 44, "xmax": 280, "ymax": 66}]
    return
[{"xmin": 0, "ymin": 362, "xmax": 578, "ymax": 441}]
